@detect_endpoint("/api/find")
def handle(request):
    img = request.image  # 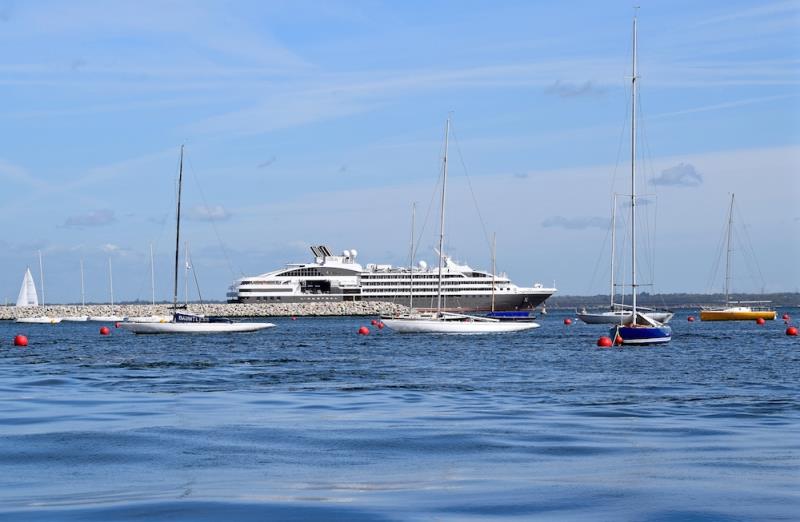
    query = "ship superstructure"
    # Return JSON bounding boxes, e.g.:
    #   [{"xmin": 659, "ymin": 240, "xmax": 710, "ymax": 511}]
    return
[{"xmin": 227, "ymin": 245, "xmax": 555, "ymax": 312}]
